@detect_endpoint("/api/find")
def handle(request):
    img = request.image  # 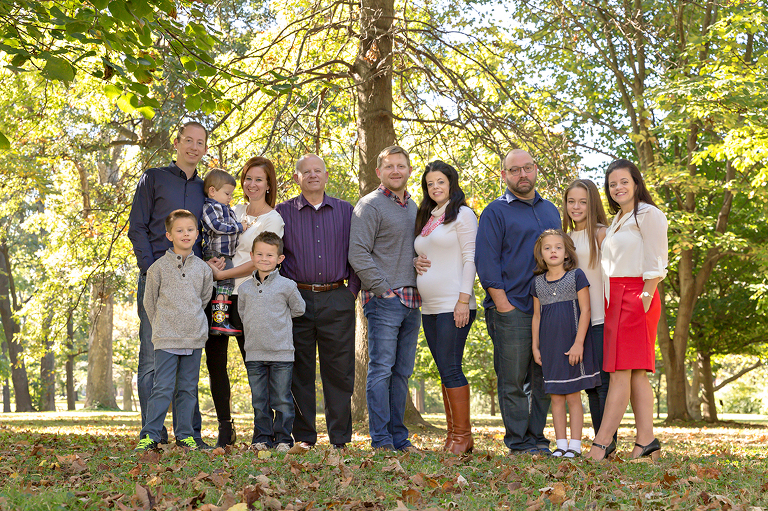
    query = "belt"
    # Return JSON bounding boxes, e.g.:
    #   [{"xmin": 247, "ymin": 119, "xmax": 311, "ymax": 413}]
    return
[{"xmin": 296, "ymin": 281, "xmax": 344, "ymax": 292}]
